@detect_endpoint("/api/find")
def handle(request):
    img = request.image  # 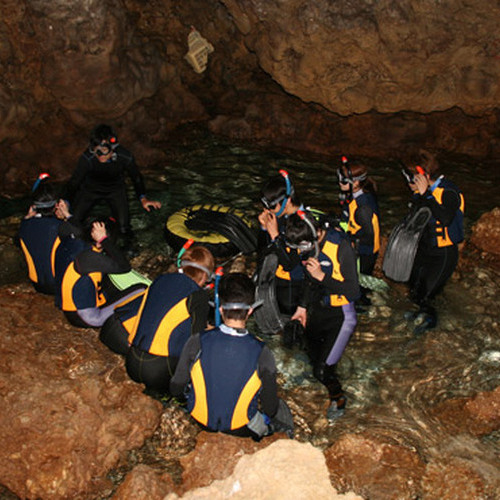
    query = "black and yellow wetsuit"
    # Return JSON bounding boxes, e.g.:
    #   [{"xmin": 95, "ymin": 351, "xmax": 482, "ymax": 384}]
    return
[
  {"xmin": 170, "ymin": 324, "xmax": 279, "ymax": 437},
  {"xmin": 344, "ymin": 190, "xmax": 380, "ymax": 275},
  {"xmin": 409, "ymin": 176, "xmax": 464, "ymax": 322},
  {"xmin": 125, "ymin": 272, "xmax": 210, "ymax": 394},
  {"xmin": 300, "ymin": 228, "xmax": 360, "ymax": 400},
  {"xmin": 17, "ymin": 215, "xmax": 62, "ymax": 295}
]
